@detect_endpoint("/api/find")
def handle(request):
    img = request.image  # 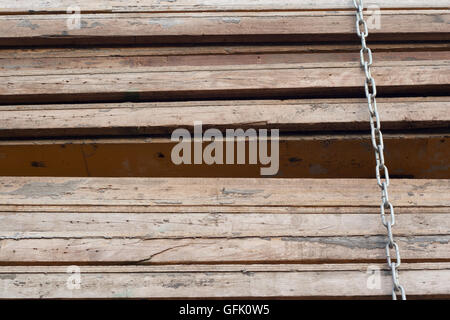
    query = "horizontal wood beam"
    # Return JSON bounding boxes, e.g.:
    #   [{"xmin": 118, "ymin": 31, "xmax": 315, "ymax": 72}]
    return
[
  {"xmin": 0, "ymin": 177, "xmax": 448, "ymax": 207},
  {"xmin": 1, "ymin": 1, "xmax": 449, "ymax": 14},
  {"xmin": 0, "ymin": 134, "xmax": 448, "ymax": 178},
  {"xmin": 1, "ymin": 48, "xmax": 448, "ymax": 77},
  {"xmin": 1, "ymin": 263, "xmax": 449, "ymax": 299},
  {"xmin": 1, "ymin": 236, "xmax": 449, "ymax": 264},
  {"xmin": 1, "ymin": 60, "xmax": 449, "ymax": 104},
  {"xmin": 1, "ymin": 98, "xmax": 449, "ymax": 138},
  {"xmin": 0, "ymin": 11, "xmax": 448, "ymax": 46},
  {"xmin": 1, "ymin": 212, "xmax": 448, "ymax": 239}
]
